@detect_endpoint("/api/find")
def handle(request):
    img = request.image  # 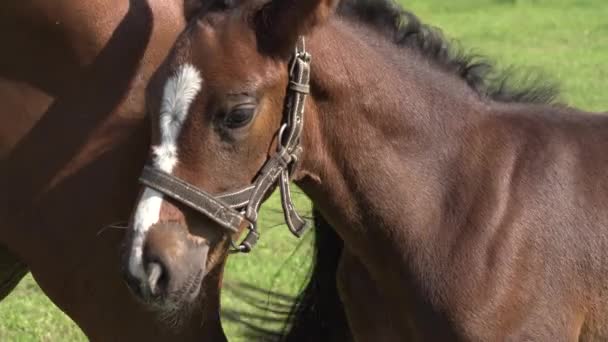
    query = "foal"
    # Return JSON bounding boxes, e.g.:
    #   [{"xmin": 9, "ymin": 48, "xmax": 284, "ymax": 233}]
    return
[{"xmin": 121, "ymin": 0, "xmax": 608, "ymax": 340}]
